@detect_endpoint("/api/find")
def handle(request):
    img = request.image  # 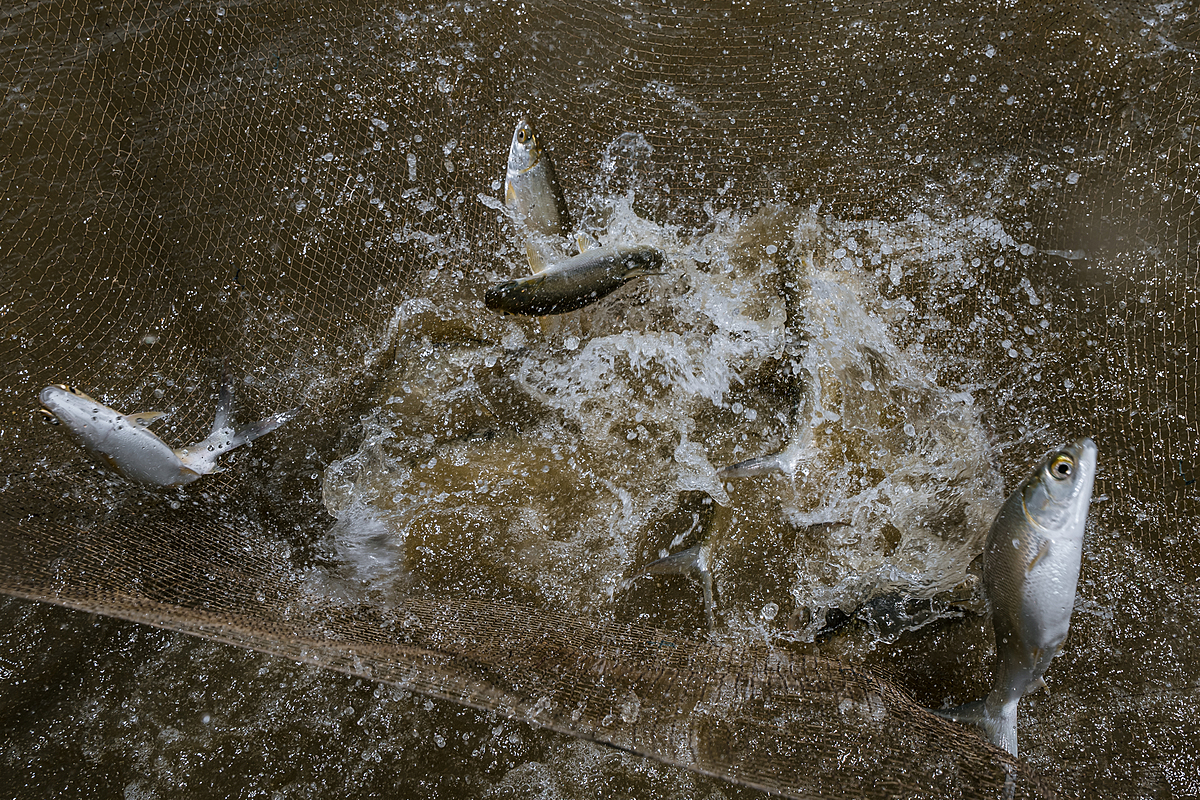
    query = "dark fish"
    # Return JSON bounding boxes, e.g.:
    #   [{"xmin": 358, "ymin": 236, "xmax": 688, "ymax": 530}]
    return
[{"xmin": 485, "ymin": 244, "xmax": 664, "ymax": 316}]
